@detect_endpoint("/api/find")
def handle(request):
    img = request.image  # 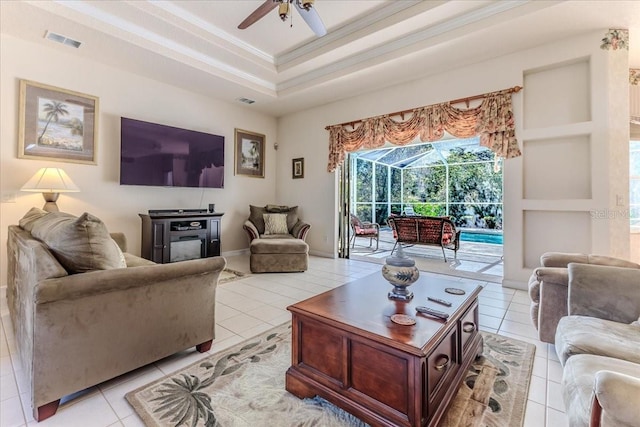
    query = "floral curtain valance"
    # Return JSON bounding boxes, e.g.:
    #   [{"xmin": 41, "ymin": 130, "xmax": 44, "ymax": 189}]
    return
[{"xmin": 326, "ymin": 88, "xmax": 521, "ymax": 172}]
